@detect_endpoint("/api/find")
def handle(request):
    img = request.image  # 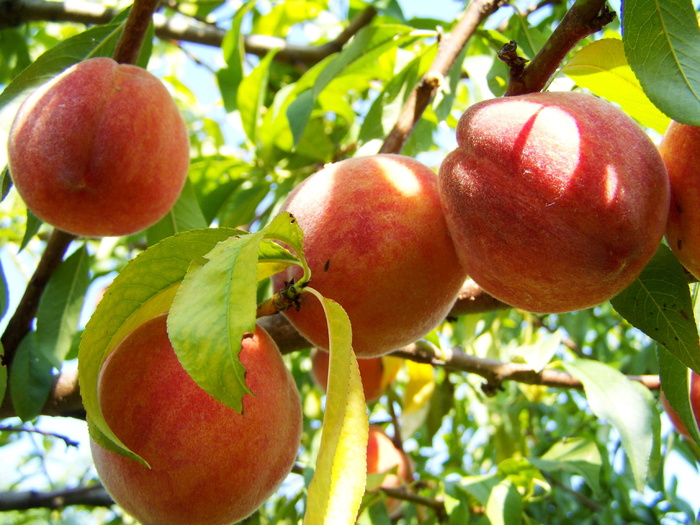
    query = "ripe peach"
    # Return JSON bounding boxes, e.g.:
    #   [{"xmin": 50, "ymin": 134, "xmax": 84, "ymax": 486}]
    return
[
  {"xmin": 438, "ymin": 91, "xmax": 669, "ymax": 313},
  {"xmin": 8, "ymin": 57, "xmax": 189, "ymax": 237},
  {"xmin": 660, "ymin": 371, "xmax": 700, "ymax": 440},
  {"xmin": 366, "ymin": 425, "xmax": 412, "ymax": 514},
  {"xmin": 271, "ymin": 154, "xmax": 467, "ymax": 357},
  {"xmin": 310, "ymin": 348, "xmax": 399, "ymax": 403},
  {"xmin": 659, "ymin": 121, "xmax": 700, "ymax": 279},
  {"xmin": 90, "ymin": 314, "xmax": 302, "ymax": 525}
]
